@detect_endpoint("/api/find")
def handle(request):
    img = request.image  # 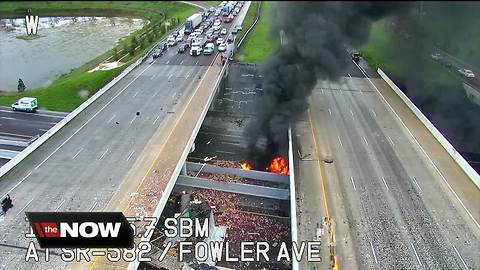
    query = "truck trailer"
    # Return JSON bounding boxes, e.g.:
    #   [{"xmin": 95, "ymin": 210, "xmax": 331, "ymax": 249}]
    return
[{"xmin": 185, "ymin": 13, "xmax": 203, "ymax": 34}]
